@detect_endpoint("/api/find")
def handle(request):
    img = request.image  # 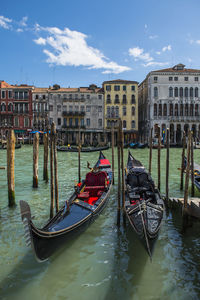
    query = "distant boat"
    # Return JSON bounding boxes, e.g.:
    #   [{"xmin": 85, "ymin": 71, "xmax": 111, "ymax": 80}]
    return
[
  {"xmin": 138, "ymin": 143, "xmax": 148, "ymax": 149},
  {"xmin": 194, "ymin": 142, "xmax": 200, "ymax": 149},
  {"xmin": 57, "ymin": 145, "xmax": 109, "ymax": 153},
  {"xmin": 0, "ymin": 143, "xmax": 21, "ymax": 150},
  {"xmin": 129, "ymin": 142, "xmax": 139, "ymax": 149}
]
